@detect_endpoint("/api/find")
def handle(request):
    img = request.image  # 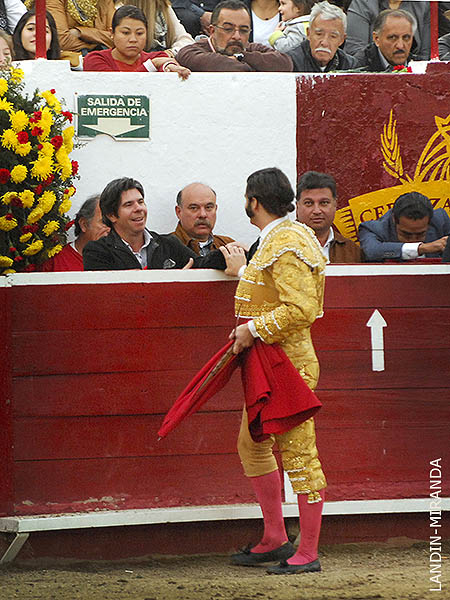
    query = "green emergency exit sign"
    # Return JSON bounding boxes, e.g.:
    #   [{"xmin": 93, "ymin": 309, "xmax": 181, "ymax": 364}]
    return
[{"xmin": 76, "ymin": 94, "xmax": 150, "ymax": 140}]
